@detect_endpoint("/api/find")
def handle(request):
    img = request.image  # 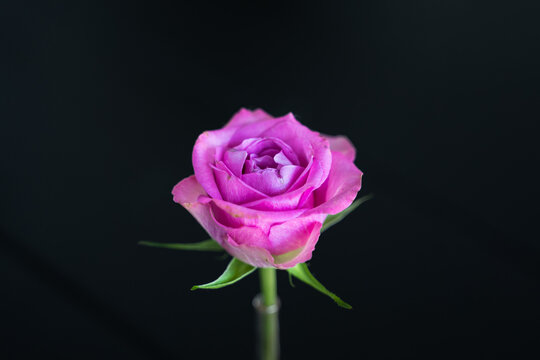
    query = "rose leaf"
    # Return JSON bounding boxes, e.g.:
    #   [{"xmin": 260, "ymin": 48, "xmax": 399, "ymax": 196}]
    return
[
  {"xmin": 287, "ymin": 262, "xmax": 352, "ymax": 309},
  {"xmin": 138, "ymin": 239, "xmax": 224, "ymax": 252},
  {"xmin": 191, "ymin": 257, "xmax": 256, "ymax": 290}
]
